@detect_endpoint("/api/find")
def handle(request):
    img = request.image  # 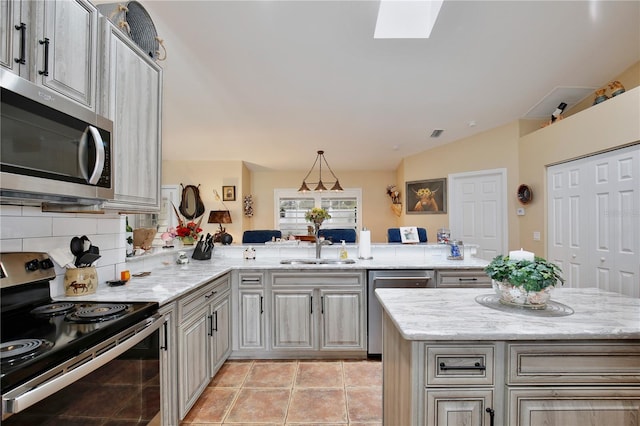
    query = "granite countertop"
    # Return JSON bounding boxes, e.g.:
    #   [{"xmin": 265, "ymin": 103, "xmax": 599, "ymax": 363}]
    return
[
  {"xmin": 54, "ymin": 252, "xmax": 489, "ymax": 306},
  {"xmin": 376, "ymin": 287, "xmax": 640, "ymax": 341}
]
